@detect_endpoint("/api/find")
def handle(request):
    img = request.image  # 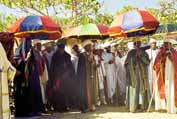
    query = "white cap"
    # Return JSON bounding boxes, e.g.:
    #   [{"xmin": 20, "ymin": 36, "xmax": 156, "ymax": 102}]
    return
[
  {"xmin": 149, "ymin": 38, "xmax": 157, "ymax": 44},
  {"xmin": 82, "ymin": 40, "xmax": 93, "ymax": 47},
  {"xmin": 95, "ymin": 45, "xmax": 103, "ymax": 50},
  {"xmin": 103, "ymin": 42, "xmax": 111, "ymax": 48},
  {"xmin": 164, "ymin": 38, "xmax": 176, "ymax": 44},
  {"xmin": 110, "ymin": 42, "xmax": 117, "ymax": 47}
]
